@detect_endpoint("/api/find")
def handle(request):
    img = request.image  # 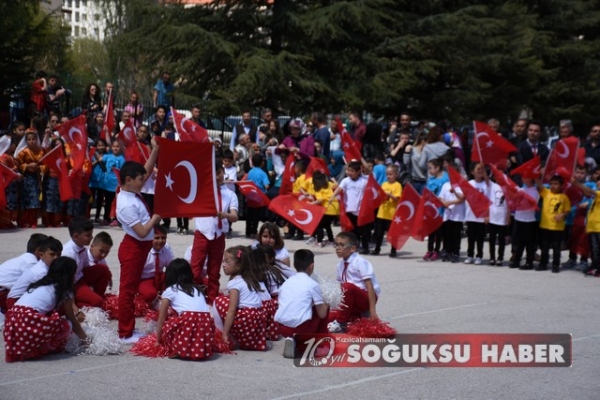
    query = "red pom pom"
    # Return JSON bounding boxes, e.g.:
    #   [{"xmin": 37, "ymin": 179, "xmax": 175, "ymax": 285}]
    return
[
  {"xmin": 212, "ymin": 330, "xmax": 235, "ymax": 354},
  {"xmin": 102, "ymin": 294, "xmax": 119, "ymax": 319},
  {"xmin": 130, "ymin": 333, "xmax": 169, "ymax": 358},
  {"xmin": 346, "ymin": 318, "xmax": 397, "ymax": 338},
  {"xmin": 144, "ymin": 310, "xmax": 159, "ymax": 322}
]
